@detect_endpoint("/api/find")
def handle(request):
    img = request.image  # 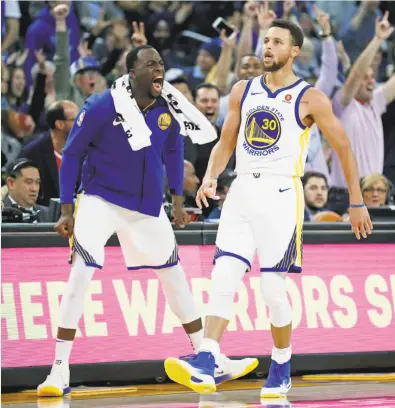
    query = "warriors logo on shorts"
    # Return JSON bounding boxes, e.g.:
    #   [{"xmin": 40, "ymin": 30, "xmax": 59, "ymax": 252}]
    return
[
  {"xmin": 158, "ymin": 113, "xmax": 172, "ymax": 130},
  {"xmin": 244, "ymin": 109, "xmax": 281, "ymax": 152}
]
